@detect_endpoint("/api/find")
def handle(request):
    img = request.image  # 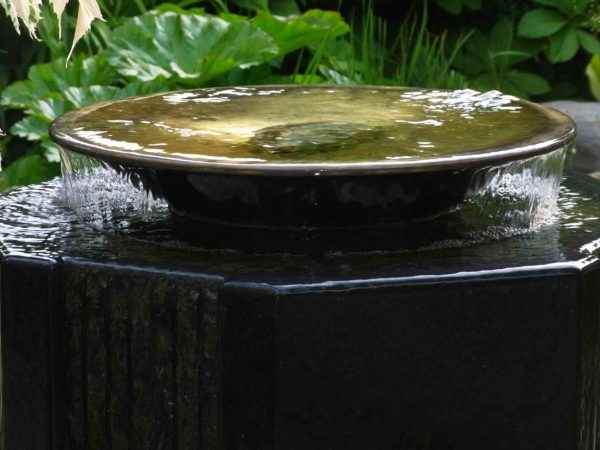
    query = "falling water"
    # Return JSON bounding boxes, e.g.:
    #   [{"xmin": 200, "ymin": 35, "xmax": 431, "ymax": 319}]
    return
[
  {"xmin": 463, "ymin": 146, "xmax": 568, "ymax": 229},
  {"xmin": 409, "ymin": 146, "xmax": 568, "ymax": 252},
  {"xmin": 60, "ymin": 147, "xmax": 167, "ymax": 230},
  {"xmin": 59, "ymin": 144, "xmax": 569, "ymax": 251}
]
